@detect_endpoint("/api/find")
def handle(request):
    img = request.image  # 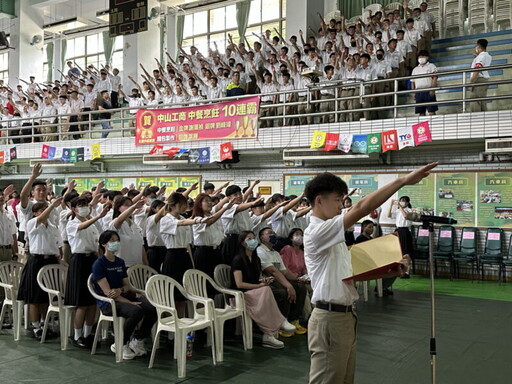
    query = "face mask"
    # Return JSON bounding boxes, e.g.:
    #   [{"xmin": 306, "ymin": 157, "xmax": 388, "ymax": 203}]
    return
[
  {"xmin": 245, "ymin": 239, "xmax": 259, "ymax": 250},
  {"xmin": 418, "ymin": 58, "xmax": 427, "ymax": 65},
  {"xmin": 107, "ymin": 241, "xmax": 120, "ymax": 253},
  {"xmin": 292, "ymin": 235, "xmax": 303, "ymax": 246},
  {"xmin": 400, "ymin": 202, "xmax": 408, "ymax": 207},
  {"xmin": 77, "ymin": 206, "xmax": 90, "ymax": 217},
  {"xmin": 268, "ymin": 234, "xmax": 278, "ymax": 245},
  {"xmin": 376, "ymin": 54, "xmax": 384, "ymax": 60}
]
